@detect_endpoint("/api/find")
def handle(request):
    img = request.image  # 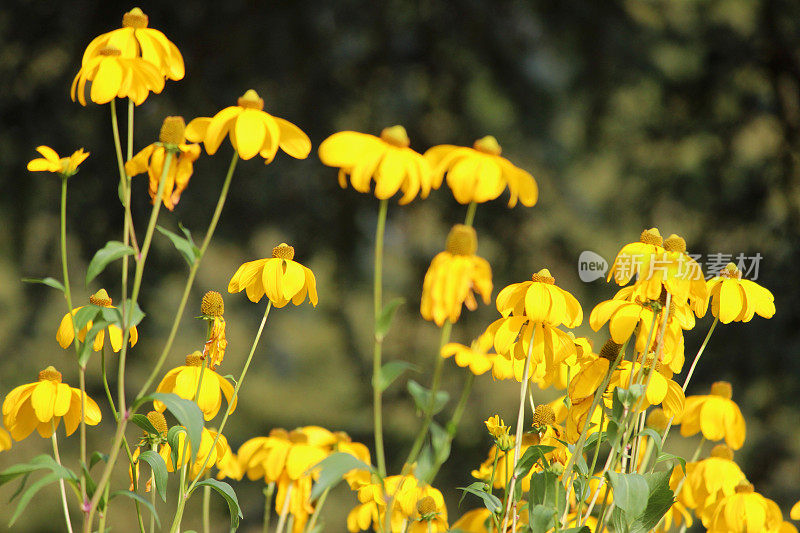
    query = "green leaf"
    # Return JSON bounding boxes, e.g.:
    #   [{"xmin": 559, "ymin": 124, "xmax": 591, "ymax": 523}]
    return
[
  {"xmin": 457, "ymin": 482, "xmax": 502, "ymax": 513},
  {"xmin": 309, "ymin": 452, "xmax": 373, "ymax": 501},
  {"xmin": 606, "ymin": 471, "xmax": 649, "ymax": 523},
  {"xmin": 0, "ymin": 454, "xmax": 77, "ymax": 487},
  {"xmin": 73, "ymin": 304, "xmax": 103, "ymax": 332},
  {"xmin": 100, "ymin": 300, "xmax": 145, "ymax": 329},
  {"xmin": 166, "ymin": 426, "xmax": 186, "ymax": 469},
  {"xmin": 407, "ymin": 380, "xmax": 449, "ymax": 416},
  {"xmin": 89, "ymin": 451, "xmax": 108, "ymax": 469},
  {"xmin": 430, "ymin": 422, "xmax": 451, "ymax": 465},
  {"xmin": 561, "ymin": 528, "xmax": 591, "ymax": 533},
  {"xmin": 156, "ymin": 224, "xmax": 199, "ymax": 267},
  {"xmin": 81, "ymin": 463, "xmax": 97, "ymax": 500},
  {"xmin": 110, "ymin": 490, "xmax": 160, "ymax": 528},
  {"xmin": 137, "ymin": 451, "xmax": 168, "ymax": 502},
  {"xmin": 9, "ymin": 472, "xmax": 61, "ymax": 526},
  {"xmin": 656, "ymin": 452, "xmax": 686, "ymax": 474},
  {"xmin": 631, "ymin": 474, "xmax": 674, "ymax": 533},
  {"xmin": 373, "ymin": 360, "xmax": 418, "ymax": 393},
  {"xmin": 86, "ymin": 241, "xmax": 136, "ymax": 285},
  {"xmin": 375, "ymin": 297, "xmax": 404, "ymax": 340},
  {"xmin": 145, "ymin": 393, "xmax": 203, "ymax": 460},
  {"xmin": 131, "ymin": 414, "xmax": 161, "ymax": 436},
  {"xmin": 513, "ymin": 445, "xmax": 555, "ymax": 478},
  {"xmin": 21, "ymin": 277, "xmax": 65, "ymax": 292},
  {"xmin": 529, "ymin": 470, "xmax": 566, "ymax": 515},
  {"xmin": 77, "ymin": 320, "xmax": 110, "ymax": 366},
  {"xmin": 529, "ymin": 504, "xmax": 555, "ymax": 533},
  {"xmin": 191, "ymin": 479, "xmax": 242, "ymax": 530}
]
